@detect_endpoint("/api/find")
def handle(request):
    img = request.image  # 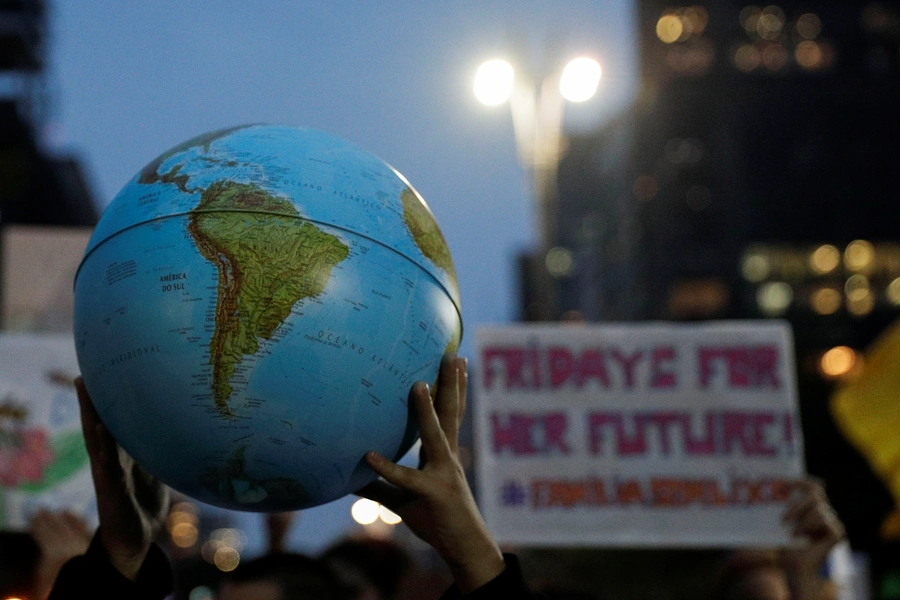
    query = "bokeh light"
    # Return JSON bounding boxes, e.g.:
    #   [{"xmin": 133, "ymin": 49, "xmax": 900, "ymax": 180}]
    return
[
  {"xmin": 201, "ymin": 528, "xmax": 246, "ymax": 567},
  {"xmin": 379, "ymin": 505, "xmax": 402, "ymax": 525},
  {"xmin": 201, "ymin": 540, "xmax": 222, "ymax": 563},
  {"xmin": 171, "ymin": 522, "xmax": 199, "ymax": 548},
  {"xmin": 351, "ymin": 498, "xmax": 380, "ymax": 525},
  {"xmin": 795, "ymin": 41, "xmax": 824, "ymax": 69},
  {"xmin": 657, "ymin": 14, "xmax": 683, "ymax": 43},
  {"xmin": 796, "ymin": 13, "xmax": 822, "ymax": 39},
  {"xmin": 189, "ymin": 586, "xmax": 215, "ymax": 600},
  {"xmin": 757, "ymin": 6, "xmax": 785, "ymax": 40},
  {"xmin": 633, "ymin": 175, "xmax": 658, "ymax": 202},
  {"xmin": 167, "ymin": 502, "xmax": 200, "ymax": 548},
  {"xmin": 844, "ymin": 240, "xmax": 875, "ymax": 271},
  {"xmin": 810, "ymin": 244, "xmax": 840, "ymax": 274},
  {"xmin": 214, "ymin": 547, "xmax": 241, "ymax": 572},
  {"xmin": 740, "ymin": 6, "xmax": 762, "ymax": 33},
  {"xmin": 845, "ymin": 274, "xmax": 871, "ymax": 301},
  {"xmin": 212, "ymin": 528, "xmax": 246, "ymax": 552},
  {"xmin": 762, "ymin": 43, "xmax": 788, "ymax": 70},
  {"xmin": 742, "ymin": 253, "xmax": 770, "ymax": 282},
  {"xmin": 474, "ymin": 59, "xmax": 514, "ymax": 106},
  {"xmin": 819, "ymin": 346, "xmax": 858, "ymax": 378},
  {"xmin": 887, "ymin": 277, "xmax": 900, "ymax": 306},
  {"xmin": 546, "ymin": 247, "xmax": 575, "ymax": 277},
  {"xmin": 559, "ymin": 57, "xmax": 601, "ymax": 102},
  {"xmin": 735, "ymin": 44, "xmax": 762, "ymax": 72},
  {"xmin": 757, "ymin": 281, "xmax": 793, "ymax": 315},
  {"xmin": 847, "ymin": 292, "xmax": 875, "ymax": 316},
  {"xmin": 811, "ymin": 287, "xmax": 842, "ymax": 315},
  {"xmin": 680, "ymin": 6, "xmax": 709, "ymax": 36}
]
